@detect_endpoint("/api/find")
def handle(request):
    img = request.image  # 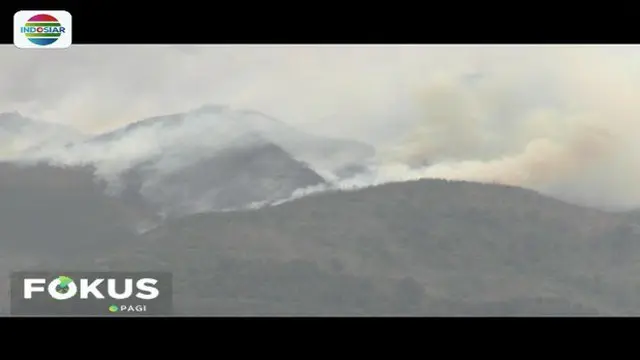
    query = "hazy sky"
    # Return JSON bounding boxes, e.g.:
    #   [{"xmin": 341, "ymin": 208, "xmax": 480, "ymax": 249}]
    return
[
  {"xmin": 2, "ymin": 45, "xmax": 635, "ymax": 142},
  {"xmin": 2, "ymin": 45, "xmax": 640, "ymax": 209}
]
